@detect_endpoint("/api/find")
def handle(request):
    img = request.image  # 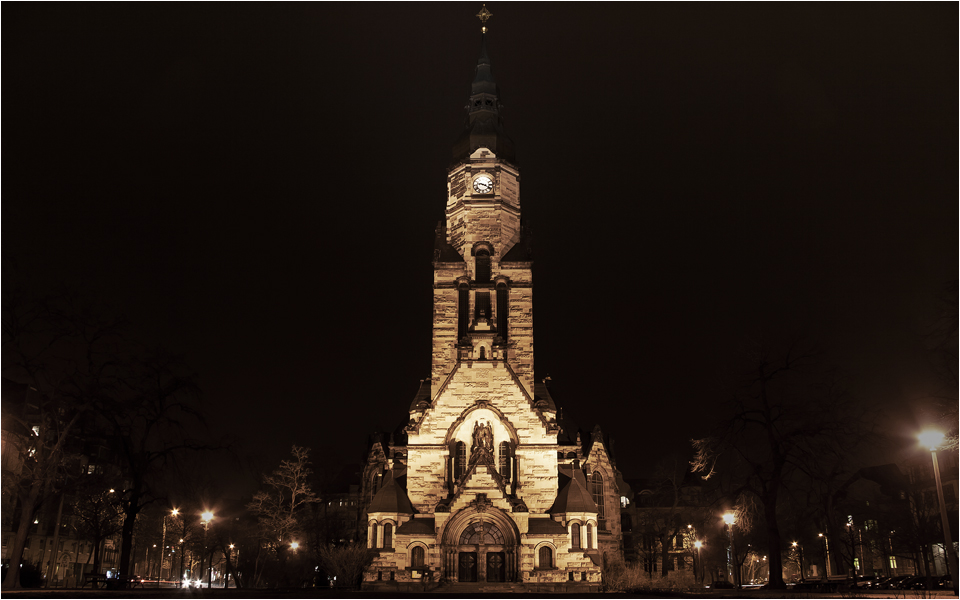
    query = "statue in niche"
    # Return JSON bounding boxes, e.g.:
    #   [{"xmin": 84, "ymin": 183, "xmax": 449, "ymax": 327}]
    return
[{"xmin": 471, "ymin": 420, "xmax": 494, "ymax": 456}]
